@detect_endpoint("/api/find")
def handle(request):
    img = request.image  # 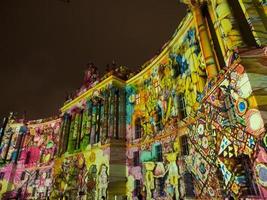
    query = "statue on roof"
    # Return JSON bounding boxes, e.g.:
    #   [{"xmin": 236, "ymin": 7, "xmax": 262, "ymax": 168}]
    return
[{"xmin": 84, "ymin": 62, "xmax": 99, "ymax": 89}]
